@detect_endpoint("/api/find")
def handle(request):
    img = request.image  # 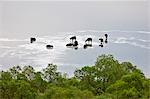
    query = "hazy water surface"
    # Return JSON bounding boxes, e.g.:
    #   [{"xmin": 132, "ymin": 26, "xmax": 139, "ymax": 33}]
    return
[{"xmin": 0, "ymin": 30, "xmax": 150, "ymax": 77}]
